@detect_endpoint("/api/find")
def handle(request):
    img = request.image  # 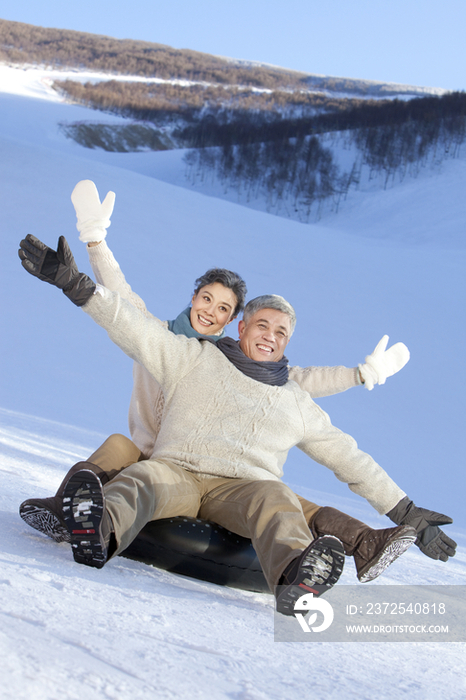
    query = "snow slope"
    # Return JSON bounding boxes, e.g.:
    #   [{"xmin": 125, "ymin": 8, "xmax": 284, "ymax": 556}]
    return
[
  {"xmin": 0, "ymin": 64, "xmax": 465, "ymax": 699},
  {"xmin": 2, "ymin": 407, "xmax": 466, "ymax": 700}
]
